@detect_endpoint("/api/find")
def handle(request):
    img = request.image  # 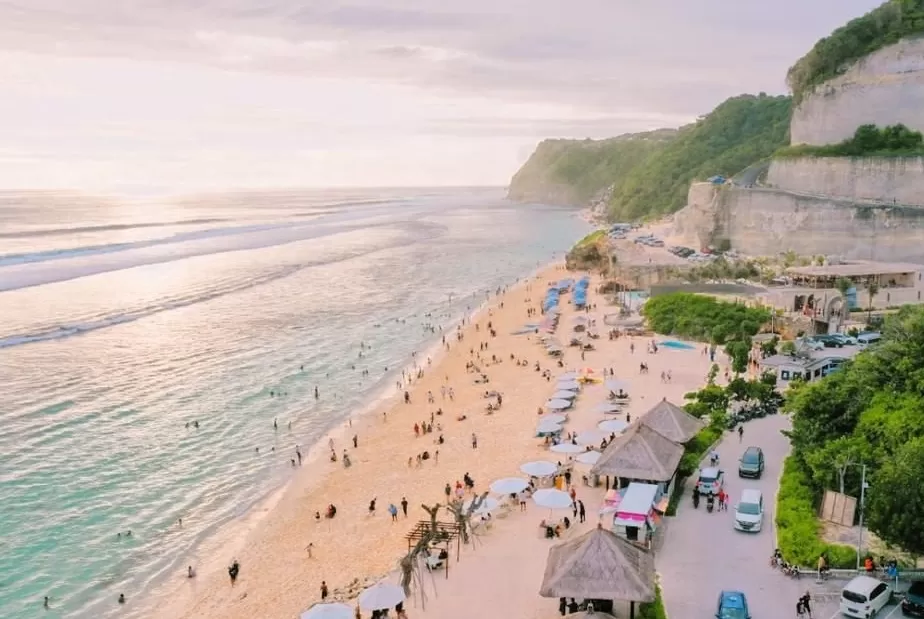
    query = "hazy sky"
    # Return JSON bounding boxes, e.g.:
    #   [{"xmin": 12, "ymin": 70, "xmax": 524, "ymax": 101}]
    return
[{"xmin": 0, "ymin": 0, "xmax": 882, "ymax": 193}]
